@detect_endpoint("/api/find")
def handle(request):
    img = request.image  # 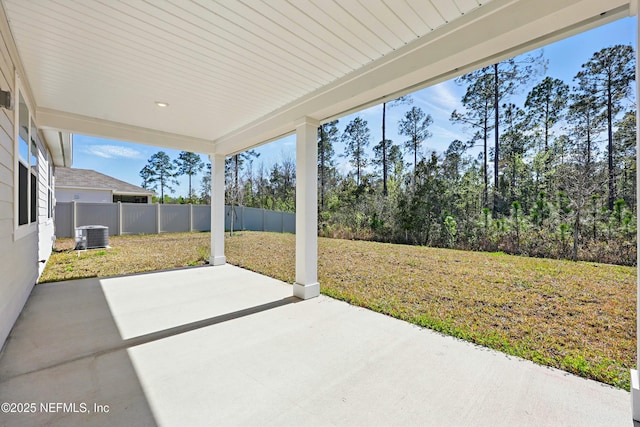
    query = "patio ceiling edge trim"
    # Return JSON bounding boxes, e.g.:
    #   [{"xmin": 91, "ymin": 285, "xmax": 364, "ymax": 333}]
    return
[
  {"xmin": 36, "ymin": 107, "xmax": 214, "ymax": 153},
  {"xmin": 19, "ymin": 0, "xmax": 631, "ymax": 158},
  {"xmin": 328, "ymin": 4, "xmax": 629, "ymax": 128},
  {"xmin": 212, "ymin": 0, "xmax": 630, "ymax": 156},
  {"xmin": 42, "ymin": 129, "xmax": 72, "ymax": 168}
]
